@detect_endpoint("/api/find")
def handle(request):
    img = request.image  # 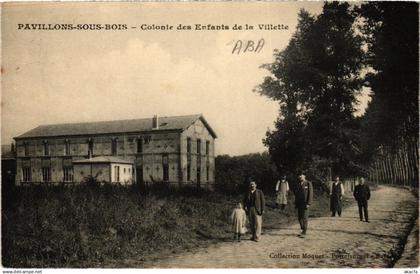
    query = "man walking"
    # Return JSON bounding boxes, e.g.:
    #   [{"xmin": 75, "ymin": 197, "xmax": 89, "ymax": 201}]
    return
[
  {"xmin": 294, "ymin": 174, "xmax": 313, "ymax": 237},
  {"xmin": 353, "ymin": 177, "xmax": 370, "ymax": 222},
  {"xmin": 243, "ymin": 181, "xmax": 265, "ymax": 242},
  {"xmin": 330, "ymin": 176, "xmax": 344, "ymax": 217}
]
